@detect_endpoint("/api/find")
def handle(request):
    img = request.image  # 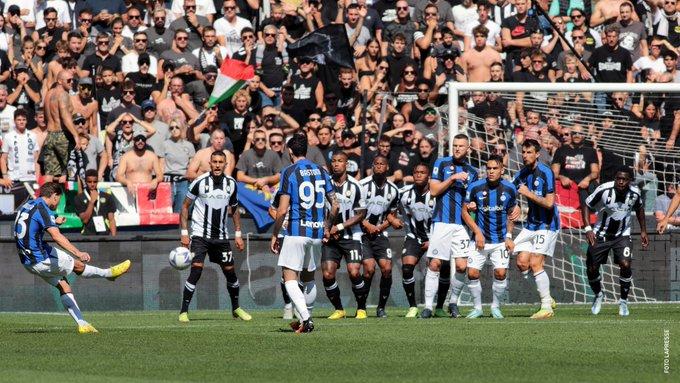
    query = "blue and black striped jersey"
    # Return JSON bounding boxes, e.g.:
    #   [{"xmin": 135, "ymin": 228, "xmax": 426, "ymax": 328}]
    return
[
  {"xmin": 431, "ymin": 157, "xmax": 478, "ymax": 225},
  {"xmin": 466, "ymin": 179, "xmax": 517, "ymax": 244},
  {"xmin": 14, "ymin": 198, "xmax": 57, "ymax": 265},
  {"xmin": 278, "ymin": 159, "xmax": 334, "ymax": 239},
  {"xmin": 512, "ymin": 162, "xmax": 560, "ymax": 231}
]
